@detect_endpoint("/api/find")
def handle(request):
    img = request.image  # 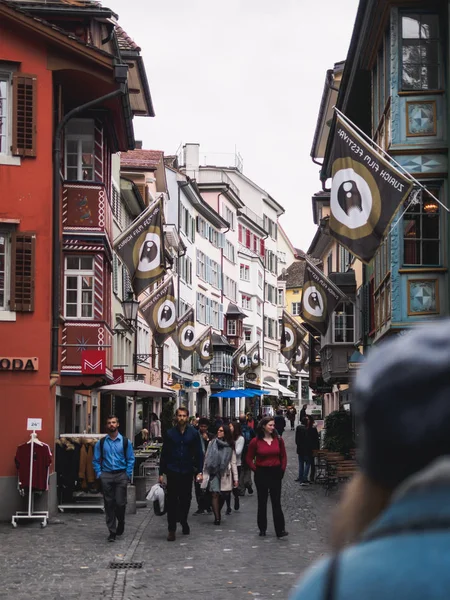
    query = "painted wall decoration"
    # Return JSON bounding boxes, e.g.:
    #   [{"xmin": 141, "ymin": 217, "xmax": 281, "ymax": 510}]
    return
[
  {"xmin": 395, "ymin": 154, "xmax": 447, "ymax": 174},
  {"xmin": 406, "ymin": 101, "xmax": 437, "ymax": 137},
  {"xmin": 408, "ymin": 279, "xmax": 439, "ymax": 316}
]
